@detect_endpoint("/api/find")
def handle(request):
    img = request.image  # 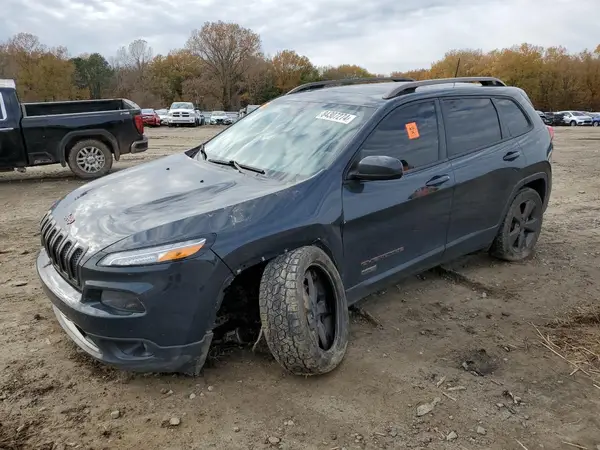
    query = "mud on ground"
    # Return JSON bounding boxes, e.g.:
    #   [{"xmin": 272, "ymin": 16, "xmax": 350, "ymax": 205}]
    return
[{"xmin": 1, "ymin": 126, "xmax": 599, "ymax": 450}]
